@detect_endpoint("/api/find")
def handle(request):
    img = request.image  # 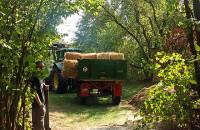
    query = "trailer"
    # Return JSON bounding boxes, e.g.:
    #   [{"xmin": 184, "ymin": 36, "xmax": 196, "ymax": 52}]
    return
[{"xmin": 77, "ymin": 59, "xmax": 127, "ymax": 105}]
